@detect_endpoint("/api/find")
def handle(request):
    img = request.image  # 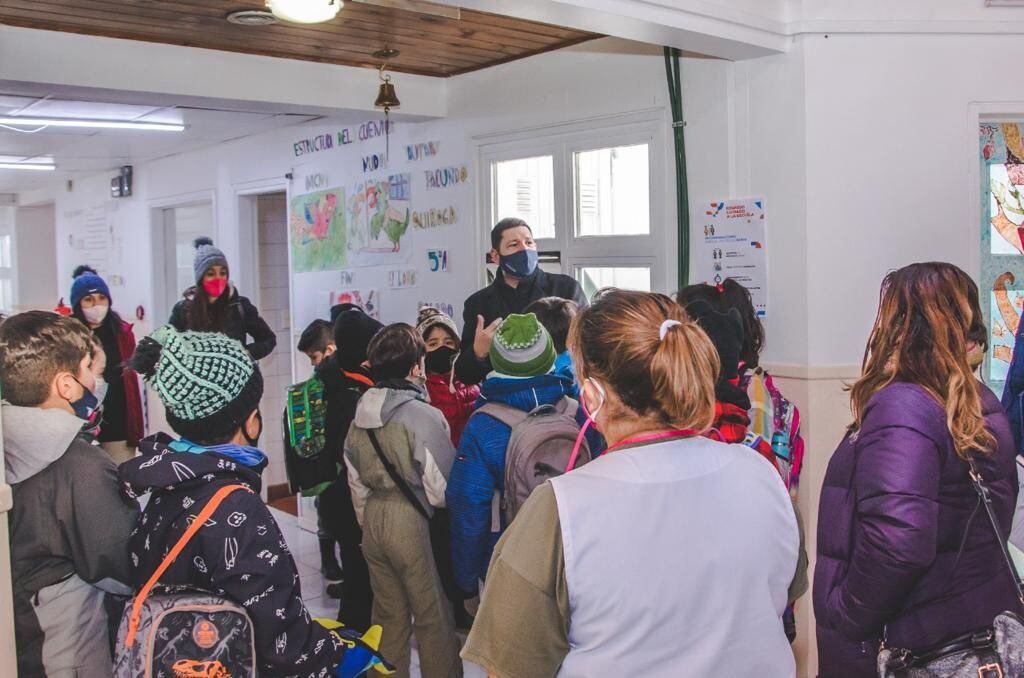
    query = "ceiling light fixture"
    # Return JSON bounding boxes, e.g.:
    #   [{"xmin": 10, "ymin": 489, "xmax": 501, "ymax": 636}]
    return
[
  {"xmin": 266, "ymin": 0, "xmax": 342, "ymax": 24},
  {"xmin": 226, "ymin": 9, "xmax": 279, "ymax": 25},
  {"xmin": 0, "ymin": 162, "xmax": 55, "ymax": 171},
  {"xmin": 0, "ymin": 117, "xmax": 184, "ymax": 131}
]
